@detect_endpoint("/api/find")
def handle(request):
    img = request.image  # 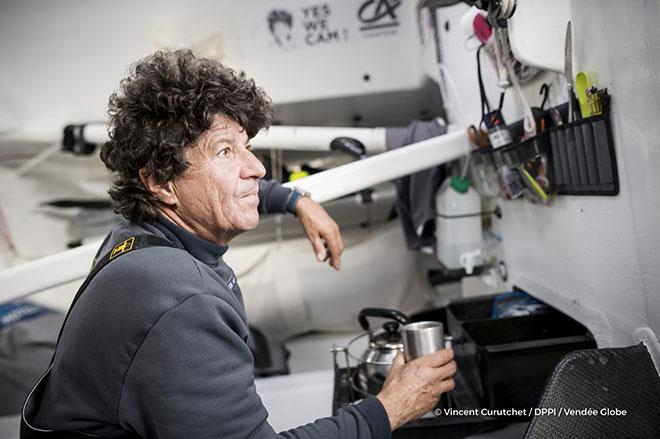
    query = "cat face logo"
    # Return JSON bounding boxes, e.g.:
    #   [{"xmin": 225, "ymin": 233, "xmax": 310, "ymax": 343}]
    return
[{"xmin": 110, "ymin": 237, "xmax": 135, "ymax": 260}]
